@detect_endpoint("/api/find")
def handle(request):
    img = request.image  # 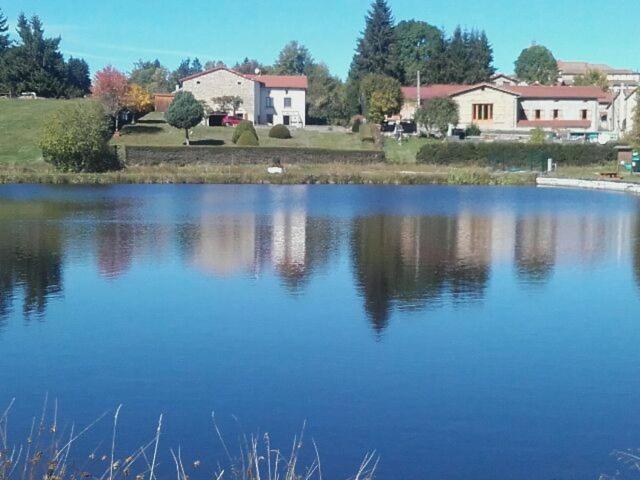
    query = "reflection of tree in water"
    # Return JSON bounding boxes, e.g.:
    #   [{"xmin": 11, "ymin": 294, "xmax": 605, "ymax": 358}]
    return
[
  {"xmin": 514, "ymin": 216, "xmax": 557, "ymax": 283},
  {"xmin": 634, "ymin": 217, "xmax": 640, "ymax": 291},
  {"xmin": 351, "ymin": 215, "xmax": 491, "ymax": 333},
  {"xmin": 0, "ymin": 208, "xmax": 64, "ymax": 318}
]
